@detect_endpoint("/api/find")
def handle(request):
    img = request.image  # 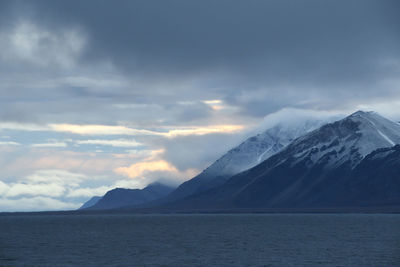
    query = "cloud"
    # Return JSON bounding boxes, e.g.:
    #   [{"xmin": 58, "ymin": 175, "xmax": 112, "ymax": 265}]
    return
[
  {"xmin": 203, "ymin": 99, "xmax": 224, "ymax": 111},
  {"xmin": 356, "ymin": 99, "xmax": 400, "ymax": 121},
  {"xmin": 255, "ymin": 108, "xmax": 346, "ymax": 133},
  {"xmin": 53, "ymin": 123, "xmax": 245, "ymax": 137},
  {"xmin": 66, "ymin": 185, "xmax": 111, "ymax": 198},
  {"xmin": 159, "ymin": 132, "xmax": 249, "ymax": 171},
  {"xmin": 163, "ymin": 125, "xmax": 244, "ymax": 137},
  {"xmin": 31, "ymin": 142, "xmax": 67, "ymax": 148},
  {"xmin": 0, "ymin": 141, "xmax": 20, "ymax": 146},
  {"xmin": 113, "ymin": 145, "xmax": 201, "ymax": 183},
  {"xmin": 0, "ymin": 21, "xmax": 86, "ymax": 68},
  {"xmin": 0, "ymin": 197, "xmax": 79, "ymax": 212},
  {"xmin": 76, "ymin": 139, "xmax": 141, "ymax": 148},
  {"xmin": 50, "ymin": 124, "xmax": 156, "ymax": 136},
  {"xmin": 1, "ymin": 150, "xmax": 135, "ymax": 177},
  {"xmin": 1, "ymin": 121, "xmax": 245, "ymax": 138},
  {"xmin": 25, "ymin": 169, "xmax": 88, "ymax": 187},
  {"xmin": 0, "ymin": 170, "xmax": 89, "ymax": 211},
  {"xmin": 5, "ymin": 182, "xmax": 65, "ymax": 198},
  {"xmin": 0, "ymin": 169, "xmax": 154, "ymax": 211},
  {"xmin": 0, "ymin": 122, "xmax": 49, "ymax": 132},
  {"xmin": 0, "ymin": 0, "xmax": 399, "ymax": 127},
  {"xmin": 115, "ymin": 160, "xmax": 178, "ymax": 179}
]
